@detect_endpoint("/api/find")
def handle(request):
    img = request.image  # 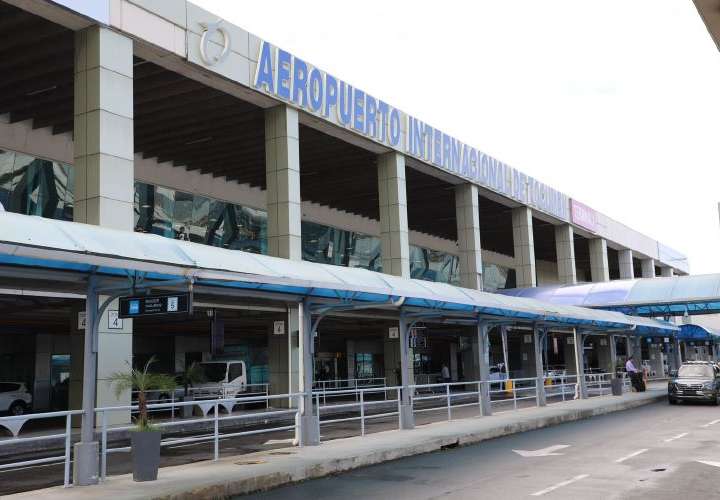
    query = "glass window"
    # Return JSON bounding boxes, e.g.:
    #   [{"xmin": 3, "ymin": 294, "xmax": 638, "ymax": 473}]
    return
[
  {"xmin": 301, "ymin": 221, "xmax": 381, "ymax": 272},
  {"xmin": 0, "ymin": 150, "xmax": 14, "ymax": 210},
  {"xmin": 190, "ymin": 195, "xmax": 210, "ymax": 243},
  {"xmin": 677, "ymin": 365, "xmax": 714, "ymax": 378},
  {"xmin": 409, "ymin": 245, "xmax": 460, "ymax": 286},
  {"xmin": 152, "ymin": 185, "xmax": 175, "ymax": 237},
  {"xmin": 172, "ymin": 191, "xmax": 194, "ymax": 241},
  {"xmin": 134, "ymin": 182, "xmax": 155, "ymax": 233},
  {"xmin": 9, "ymin": 154, "xmax": 68, "ymax": 219}
]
